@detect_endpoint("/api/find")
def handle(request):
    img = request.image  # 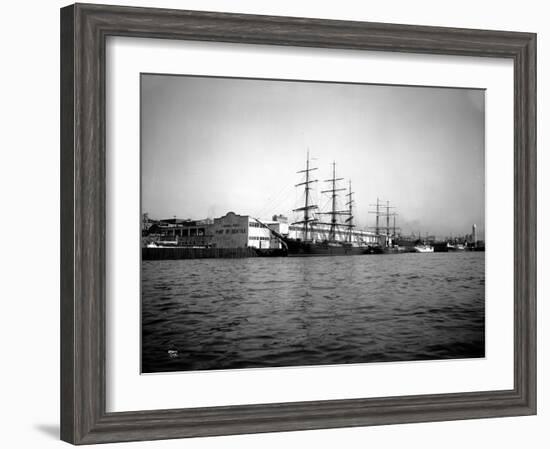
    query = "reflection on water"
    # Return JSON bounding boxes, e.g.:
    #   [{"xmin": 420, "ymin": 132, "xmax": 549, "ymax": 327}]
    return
[{"xmin": 141, "ymin": 252, "xmax": 484, "ymax": 373}]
